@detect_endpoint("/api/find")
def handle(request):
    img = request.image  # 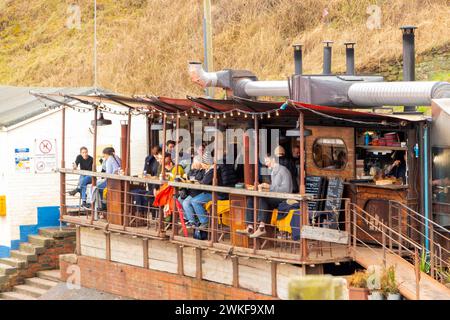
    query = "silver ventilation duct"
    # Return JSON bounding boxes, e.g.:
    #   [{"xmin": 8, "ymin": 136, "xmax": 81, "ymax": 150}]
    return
[
  {"xmin": 348, "ymin": 81, "xmax": 450, "ymax": 107},
  {"xmin": 188, "ymin": 66, "xmax": 450, "ymax": 107}
]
